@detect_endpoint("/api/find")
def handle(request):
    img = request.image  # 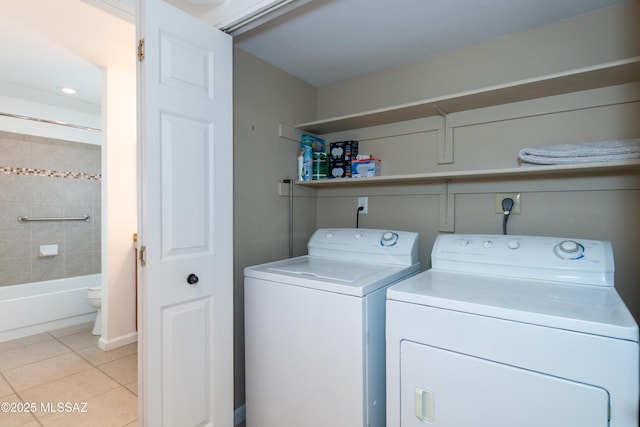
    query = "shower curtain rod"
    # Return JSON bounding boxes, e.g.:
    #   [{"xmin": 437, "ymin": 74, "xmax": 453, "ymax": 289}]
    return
[{"xmin": 0, "ymin": 112, "xmax": 101, "ymax": 132}]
